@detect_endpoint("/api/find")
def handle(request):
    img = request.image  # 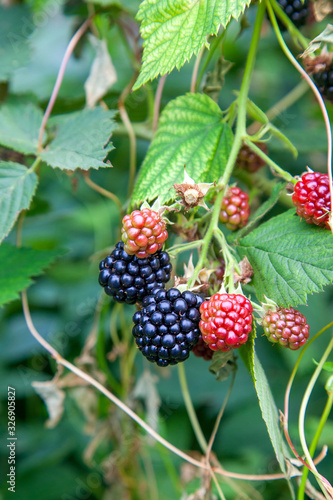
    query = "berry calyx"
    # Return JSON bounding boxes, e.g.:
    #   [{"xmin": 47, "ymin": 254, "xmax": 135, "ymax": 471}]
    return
[
  {"xmin": 192, "ymin": 335, "xmax": 214, "ymax": 361},
  {"xmin": 292, "ymin": 172, "xmax": 331, "ymax": 229},
  {"xmin": 219, "ymin": 187, "xmax": 250, "ymax": 231},
  {"xmin": 98, "ymin": 242, "xmax": 172, "ymax": 304},
  {"xmin": 199, "ymin": 293, "xmax": 253, "ymax": 351},
  {"xmin": 263, "ymin": 307, "xmax": 309, "ymax": 350},
  {"xmin": 121, "ymin": 208, "xmax": 168, "ymax": 258},
  {"xmin": 236, "ymin": 142, "xmax": 267, "ymax": 173},
  {"xmin": 132, "ymin": 287, "xmax": 203, "ymax": 367}
]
